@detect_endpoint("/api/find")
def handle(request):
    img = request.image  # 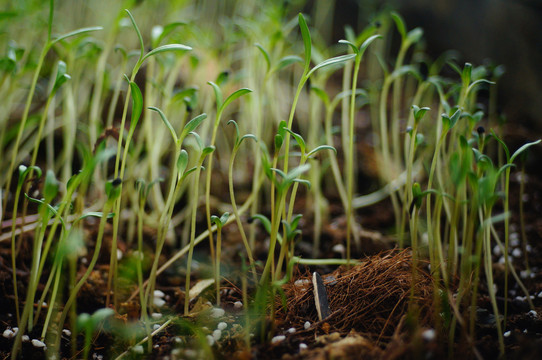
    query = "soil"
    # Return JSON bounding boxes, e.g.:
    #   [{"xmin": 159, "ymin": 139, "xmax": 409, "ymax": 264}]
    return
[{"xmin": 1, "ymin": 127, "xmax": 542, "ymax": 359}]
